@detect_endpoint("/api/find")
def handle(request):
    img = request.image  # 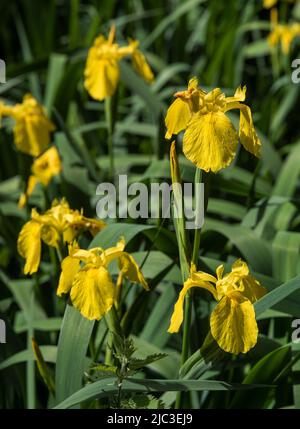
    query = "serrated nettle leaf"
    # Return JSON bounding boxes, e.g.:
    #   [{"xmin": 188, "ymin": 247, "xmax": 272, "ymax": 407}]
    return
[{"xmin": 129, "ymin": 353, "xmax": 168, "ymax": 370}]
